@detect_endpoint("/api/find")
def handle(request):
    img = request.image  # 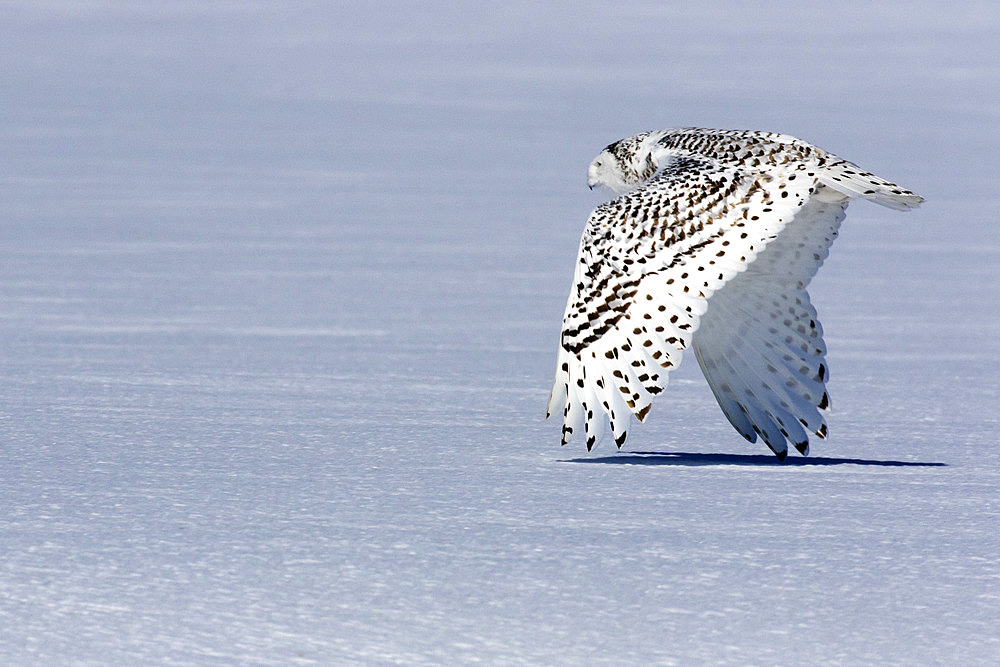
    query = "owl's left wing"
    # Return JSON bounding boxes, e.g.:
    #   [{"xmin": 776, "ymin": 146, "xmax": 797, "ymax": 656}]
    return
[{"xmin": 547, "ymin": 153, "xmax": 817, "ymax": 450}]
